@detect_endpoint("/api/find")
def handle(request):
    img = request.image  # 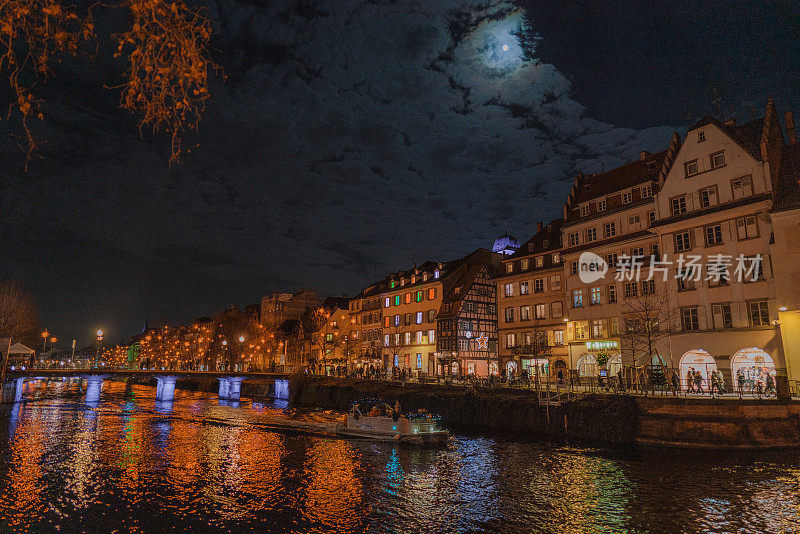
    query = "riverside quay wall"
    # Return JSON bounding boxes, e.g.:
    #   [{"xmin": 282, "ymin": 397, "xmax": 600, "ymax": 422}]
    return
[{"xmin": 288, "ymin": 377, "xmax": 800, "ymax": 450}]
